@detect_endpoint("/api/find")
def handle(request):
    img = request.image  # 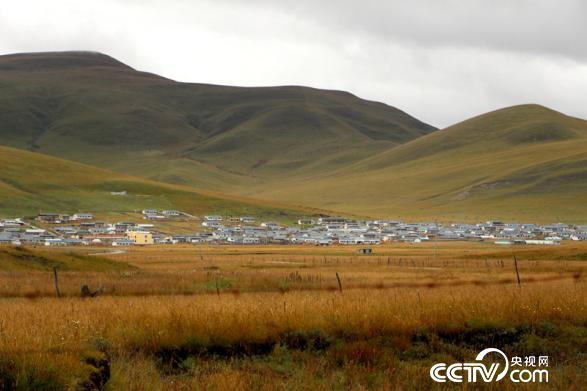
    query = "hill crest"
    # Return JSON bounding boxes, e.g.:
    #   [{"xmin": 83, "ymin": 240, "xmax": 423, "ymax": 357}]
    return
[
  {"xmin": 0, "ymin": 50, "xmax": 436, "ymax": 188},
  {"xmin": 245, "ymin": 104, "xmax": 587, "ymax": 222},
  {"xmin": 0, "ymin": 51, "xmax": 134, "ymax": 71}
]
